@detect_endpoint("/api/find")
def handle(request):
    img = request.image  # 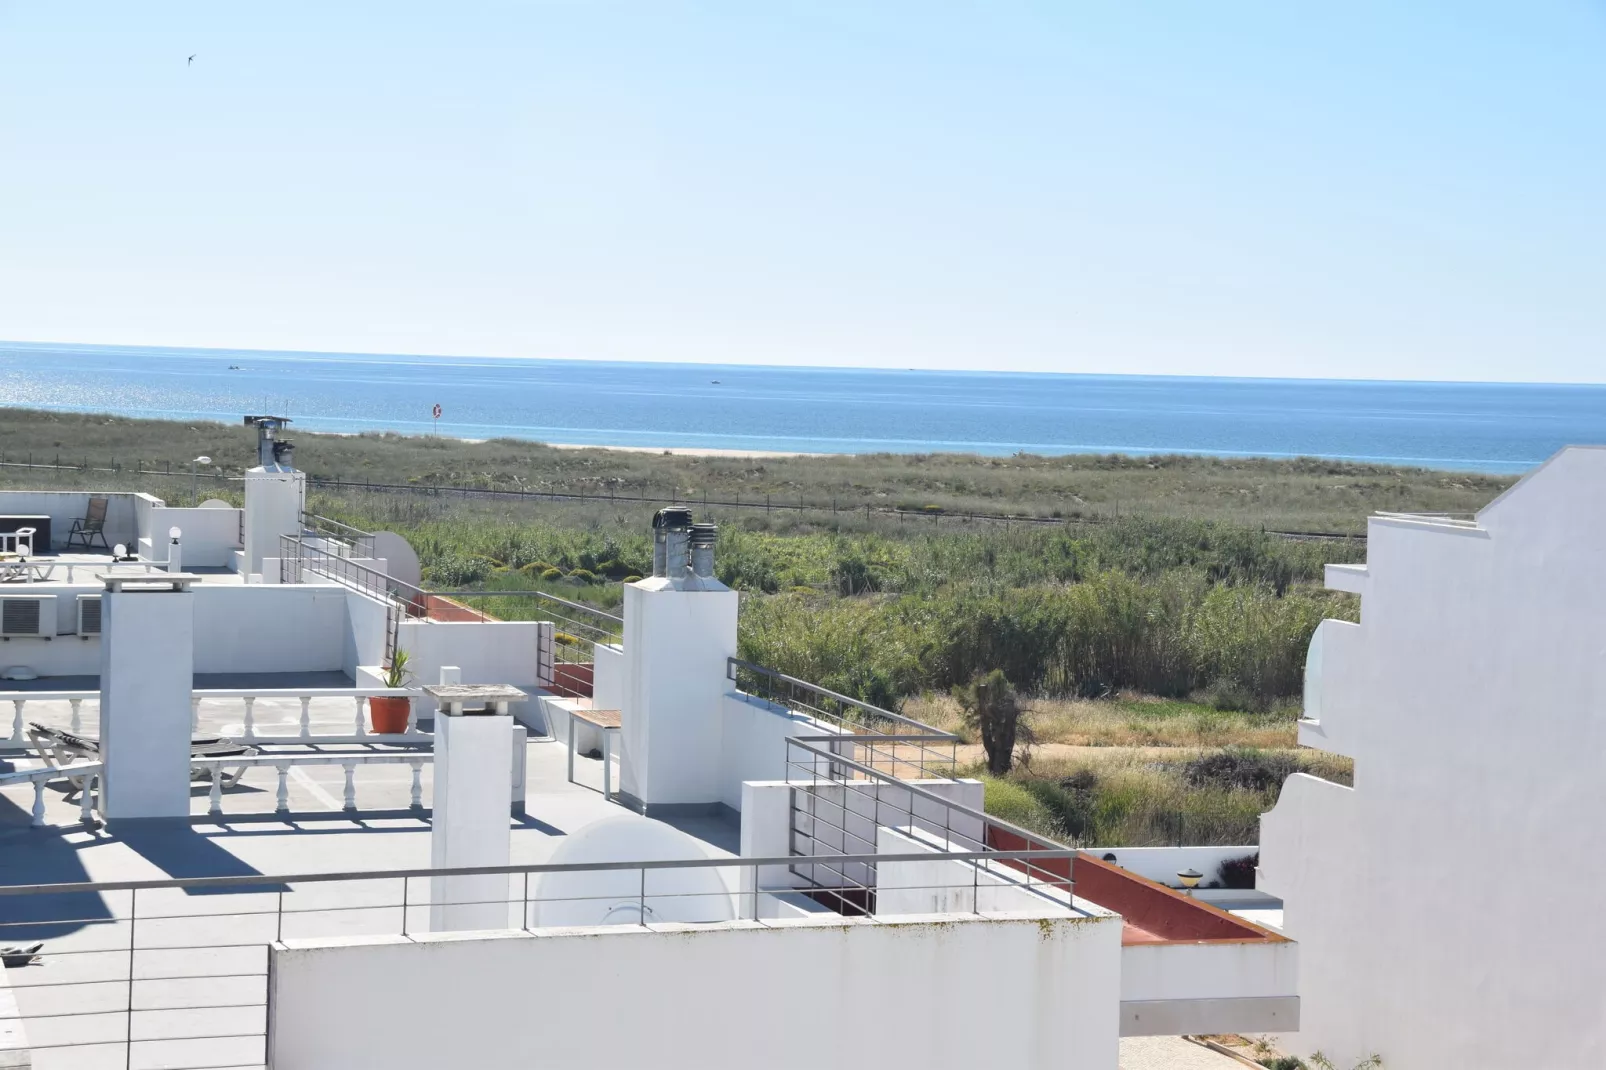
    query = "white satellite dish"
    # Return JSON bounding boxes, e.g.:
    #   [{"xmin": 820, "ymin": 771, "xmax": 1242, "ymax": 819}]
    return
[
  {"xmin": 199, "ymin": 499, "xmax": 232, "ymax": 509},
  {"xmin": 533, "ymin": 817, "xmax": 736, "ymax": 929},
  {"xmin": 372, "ymin": 532, "xmax": 421, "ymax": 587}
]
